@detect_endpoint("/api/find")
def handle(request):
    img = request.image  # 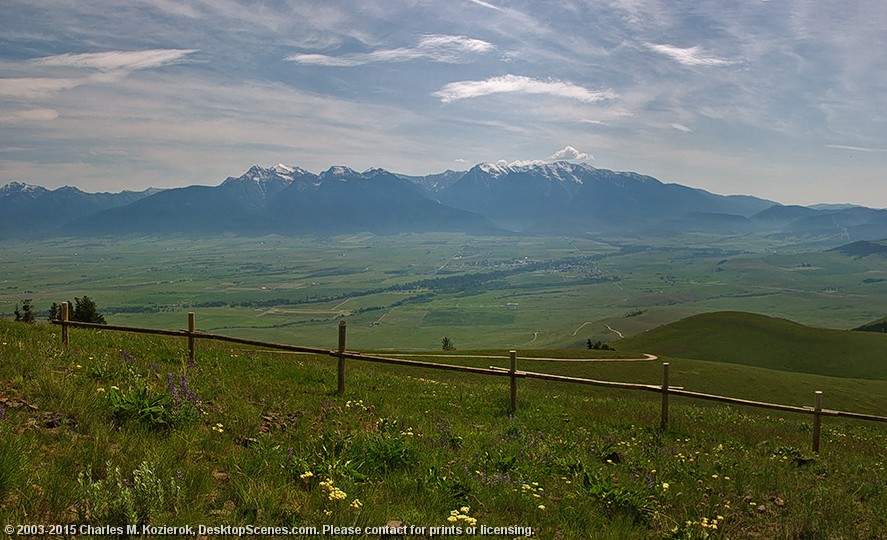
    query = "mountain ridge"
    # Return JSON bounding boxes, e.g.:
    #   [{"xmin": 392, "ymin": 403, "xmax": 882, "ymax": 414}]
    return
[{"xmin": 3, "ymin": 161, "xmax": 887, "ymax": 242}]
